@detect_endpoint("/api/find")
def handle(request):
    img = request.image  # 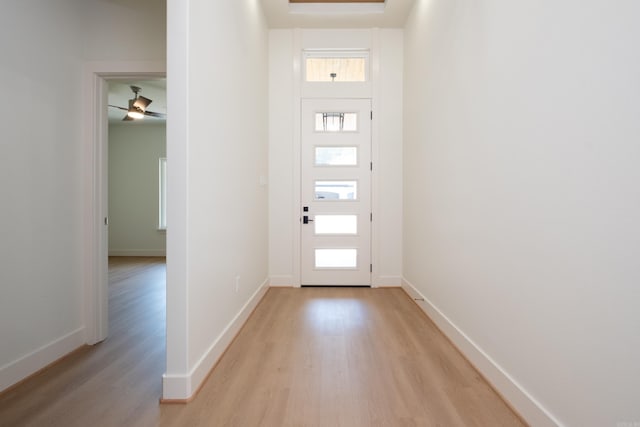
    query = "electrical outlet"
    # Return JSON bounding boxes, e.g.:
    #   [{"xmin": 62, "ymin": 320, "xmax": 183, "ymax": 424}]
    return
[{"xmin": 235, "ymin": 276, "xmax": 240, "ymax": 292}]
